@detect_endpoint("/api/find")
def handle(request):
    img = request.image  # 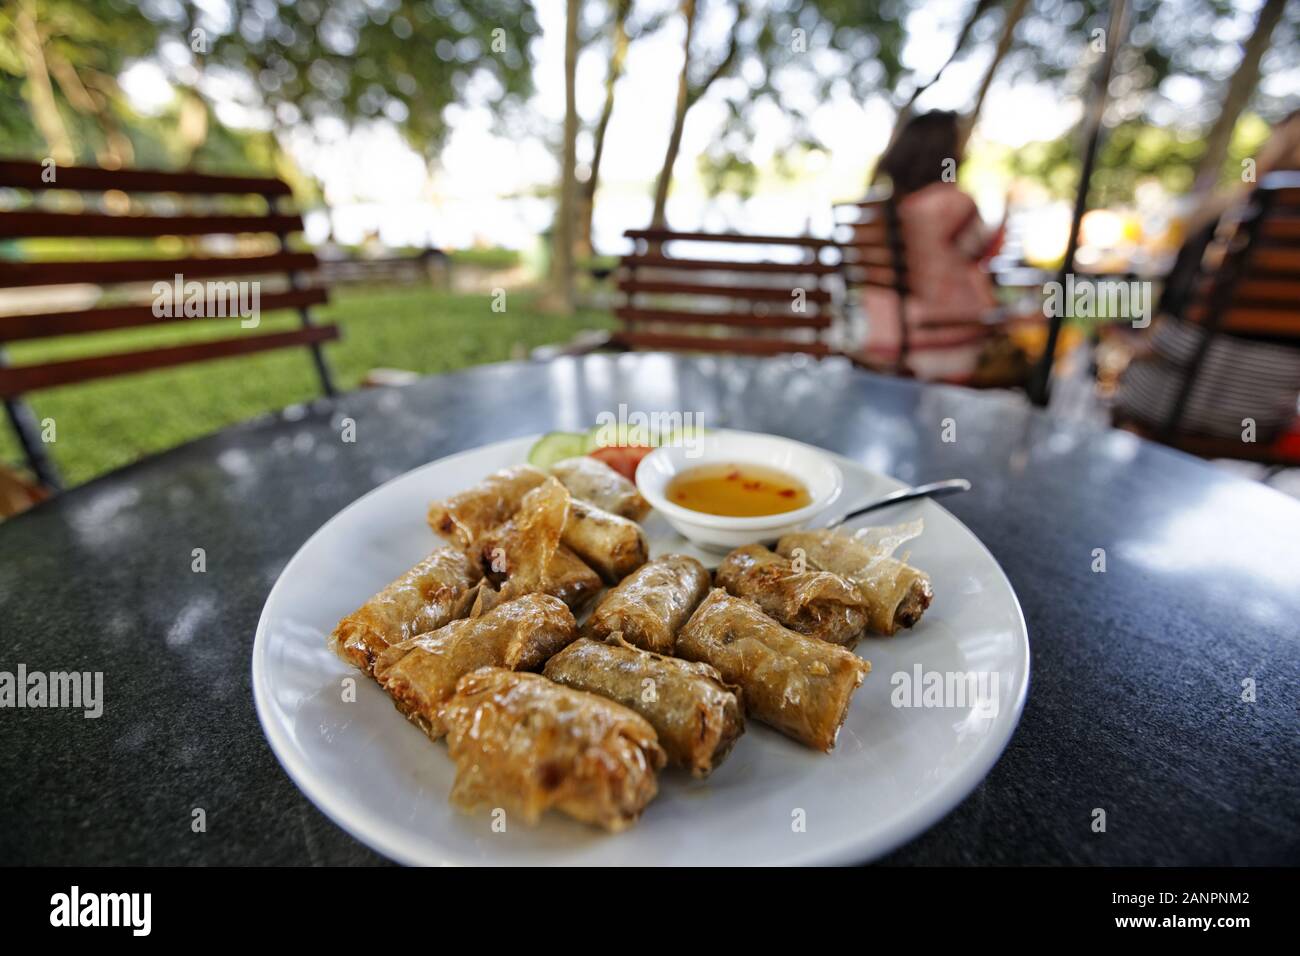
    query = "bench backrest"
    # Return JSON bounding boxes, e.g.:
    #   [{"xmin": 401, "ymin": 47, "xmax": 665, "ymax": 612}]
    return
[
  {"xmin": 834, "ymin": 195, "xmax": 911, "ymax": 369},
  {"xmin": 0, "ymin": 159, "xmax": 339, "ymax": 487},
  {"xmin": 612, "ymin": 228, "xmax": 840, "ymax": 358}
]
